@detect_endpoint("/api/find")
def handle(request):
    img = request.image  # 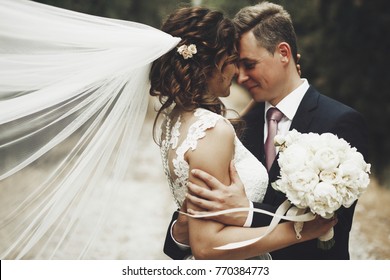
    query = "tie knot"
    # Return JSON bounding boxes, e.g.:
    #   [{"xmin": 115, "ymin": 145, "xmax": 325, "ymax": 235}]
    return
[{"xmin": 266, "ymin": 107, "xmax": 283, "ymax": 122}]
